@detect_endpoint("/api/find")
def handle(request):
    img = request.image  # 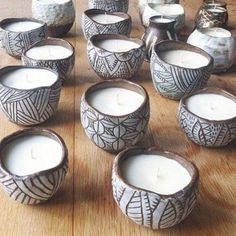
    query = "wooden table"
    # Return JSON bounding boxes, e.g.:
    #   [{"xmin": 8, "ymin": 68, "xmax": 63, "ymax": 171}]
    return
[{"xmin": 0, "ymin": 0, "xmax": 235, "ymax": 235}]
